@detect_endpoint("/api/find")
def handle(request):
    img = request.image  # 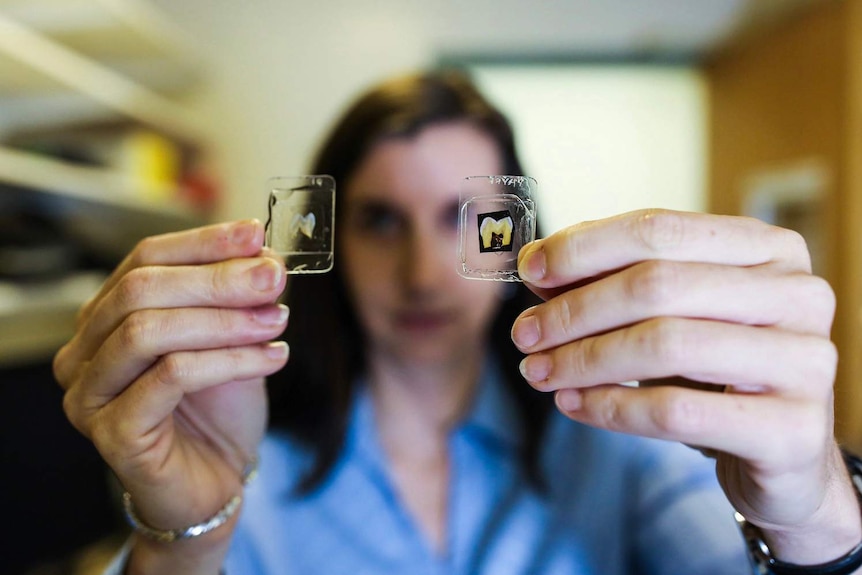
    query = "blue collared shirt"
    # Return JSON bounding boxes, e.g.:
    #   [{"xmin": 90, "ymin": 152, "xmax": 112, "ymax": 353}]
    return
[
  {"xmin": 224, "ymin": 364, "xmax": 749, "ymax": 575},
  {"xmin": 106, "ymin": 363, "xmax": 750, "ymax": 574}
]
